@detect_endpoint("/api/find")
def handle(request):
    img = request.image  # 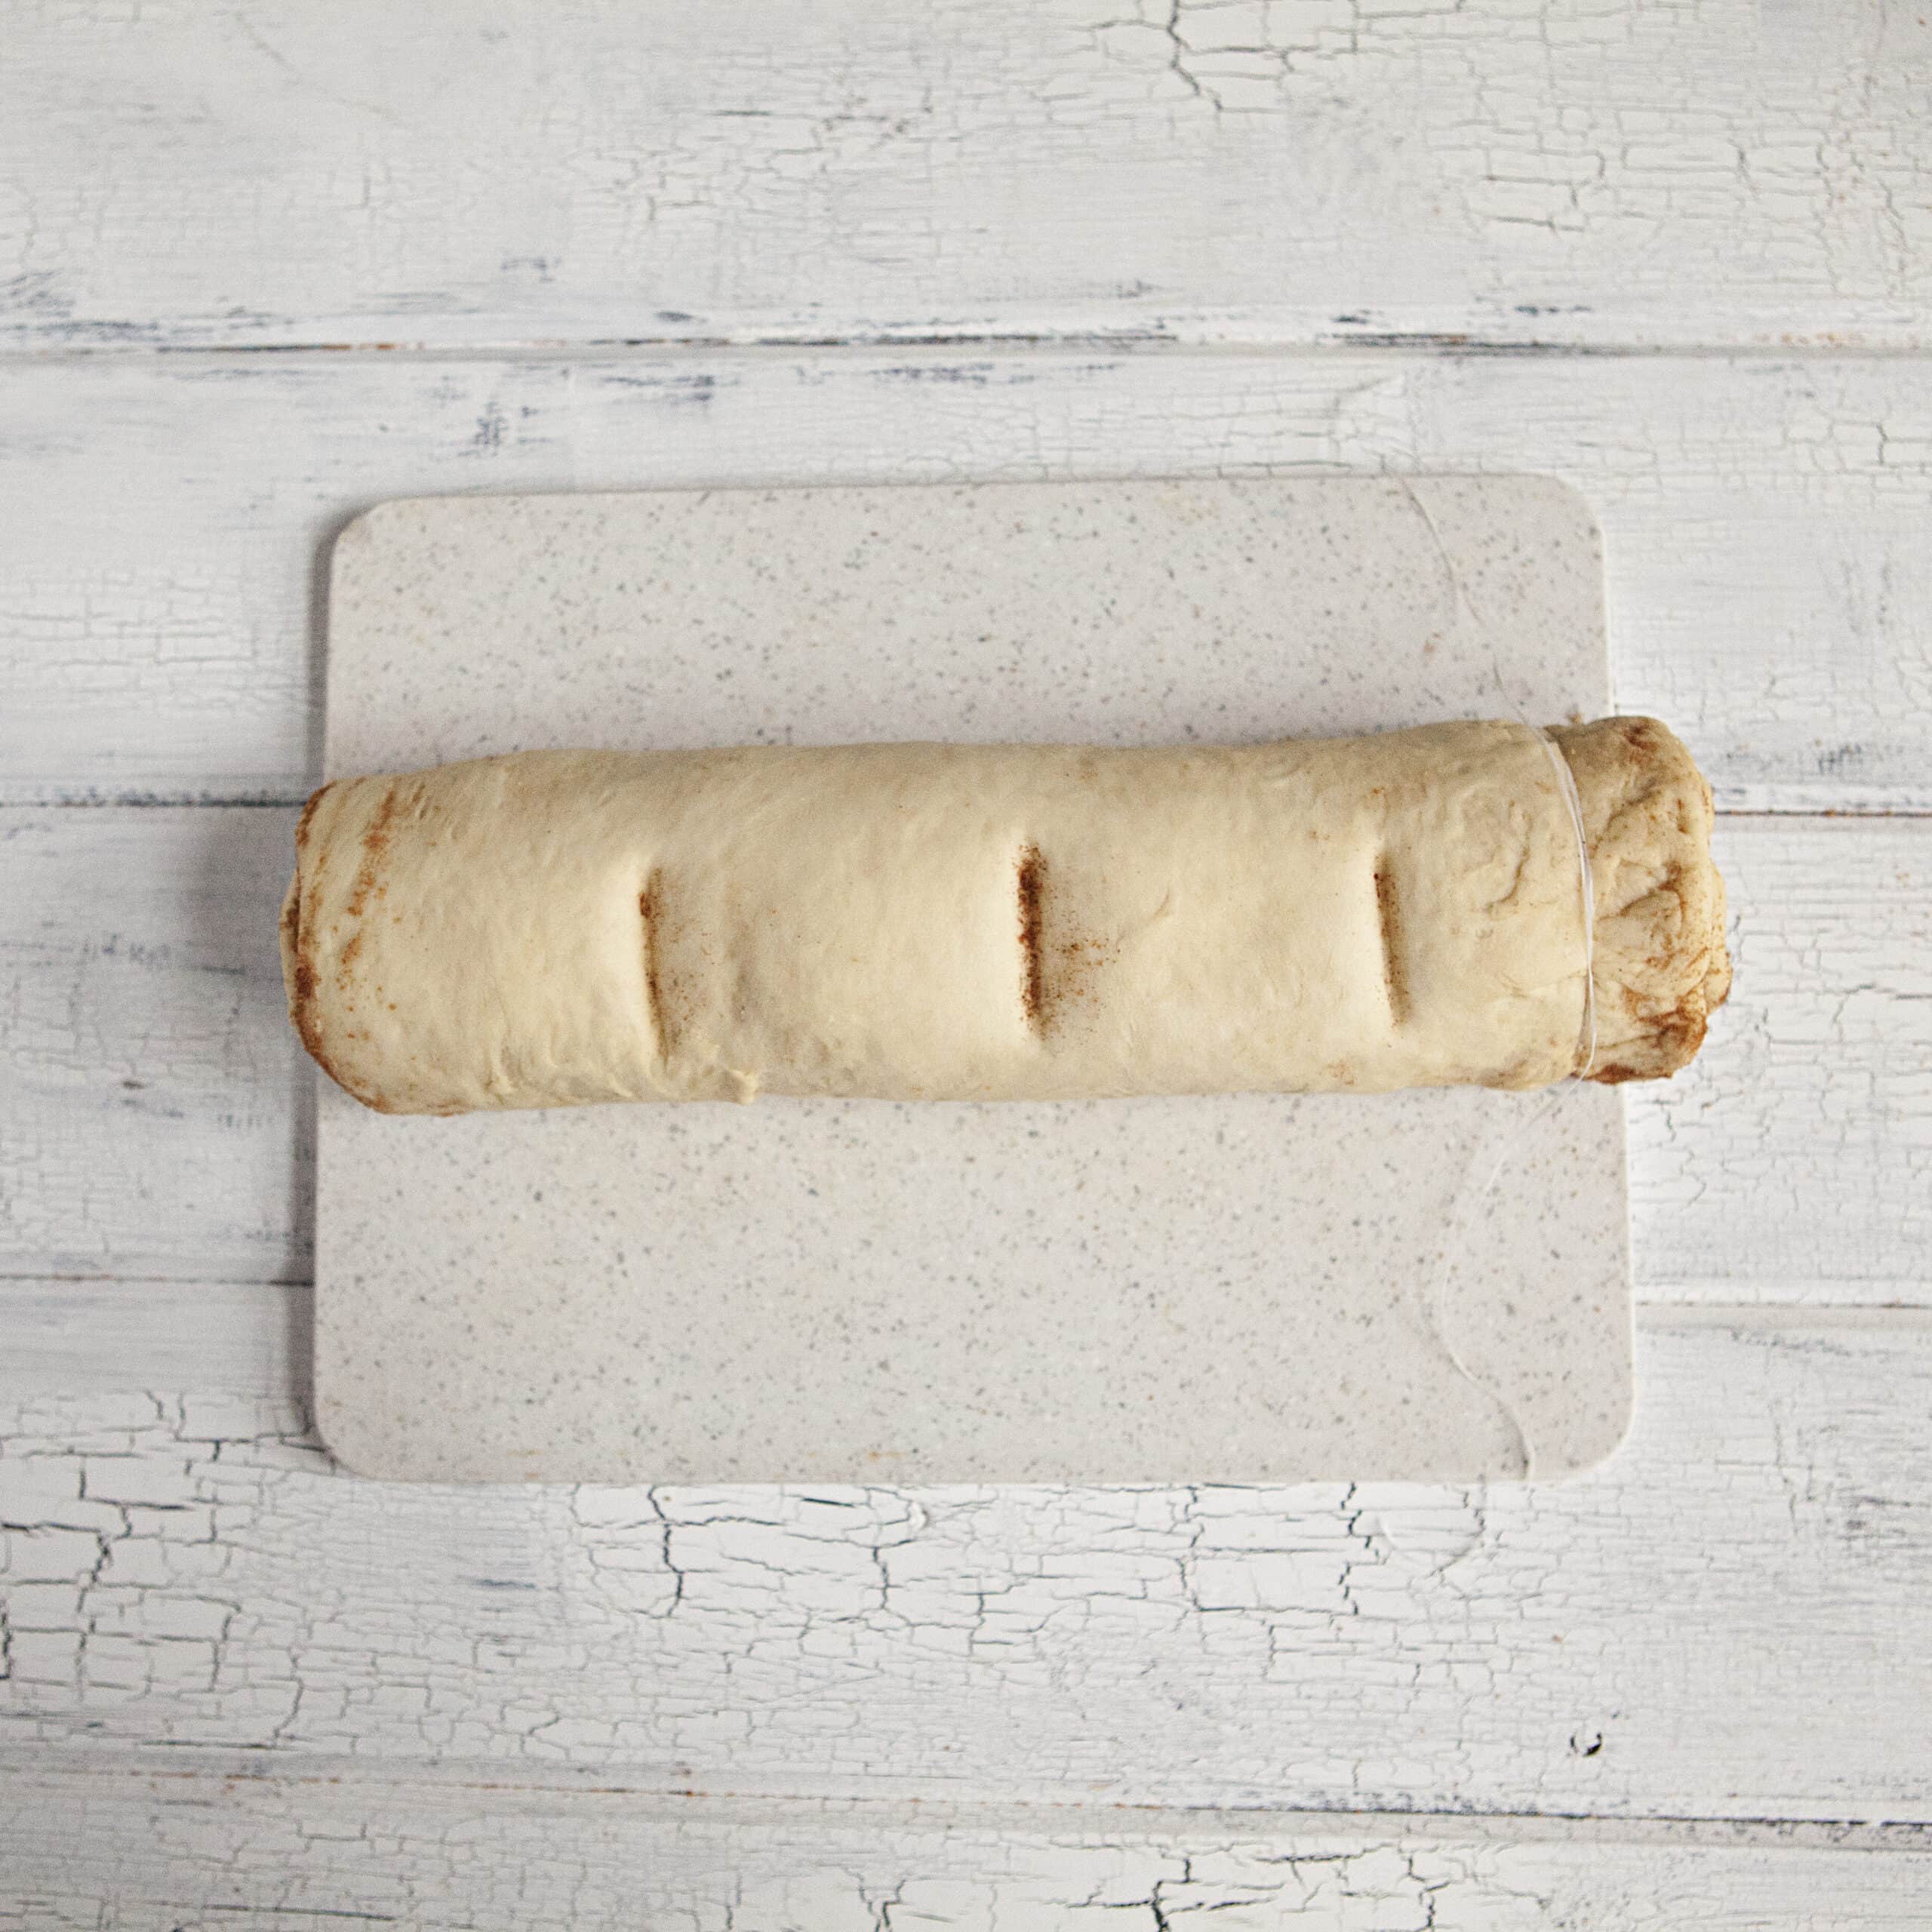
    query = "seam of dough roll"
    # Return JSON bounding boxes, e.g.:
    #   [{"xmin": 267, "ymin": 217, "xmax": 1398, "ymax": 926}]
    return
[{"xmin": 281, "ymin": 717, "xmax": 1728, "ymax": 1115}]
